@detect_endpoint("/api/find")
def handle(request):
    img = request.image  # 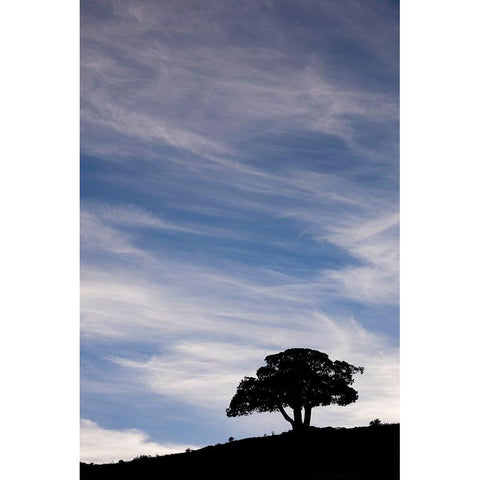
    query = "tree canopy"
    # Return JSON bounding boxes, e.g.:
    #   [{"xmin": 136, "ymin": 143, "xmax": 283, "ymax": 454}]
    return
[{"xmin": 226, "ymin": 348, "xmax": 364, "ymax": 431}]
